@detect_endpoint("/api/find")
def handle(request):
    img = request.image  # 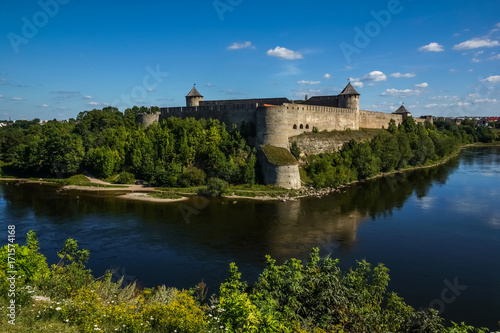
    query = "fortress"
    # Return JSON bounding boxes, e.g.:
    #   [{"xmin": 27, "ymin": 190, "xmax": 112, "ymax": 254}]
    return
[{"xmin": 138, "ymin": 83, "xmax": 432, "ymax": 189}]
